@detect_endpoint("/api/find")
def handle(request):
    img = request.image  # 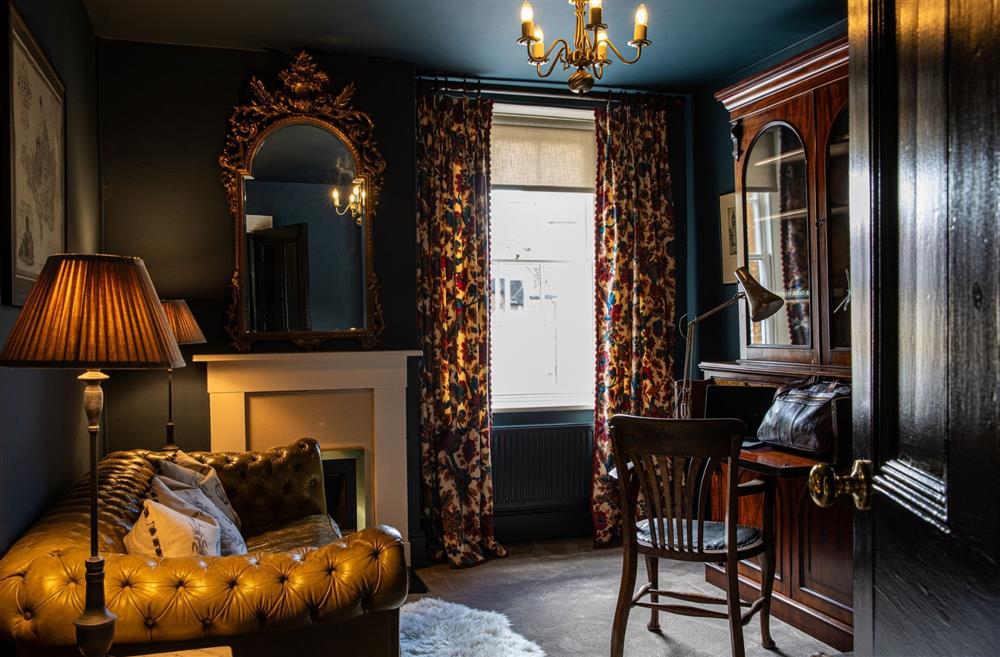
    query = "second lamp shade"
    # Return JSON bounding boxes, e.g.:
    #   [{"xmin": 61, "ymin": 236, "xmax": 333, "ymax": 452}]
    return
[{"xmin": 161, "ymin": 299, "xmax": 207, "ymax": 346}]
